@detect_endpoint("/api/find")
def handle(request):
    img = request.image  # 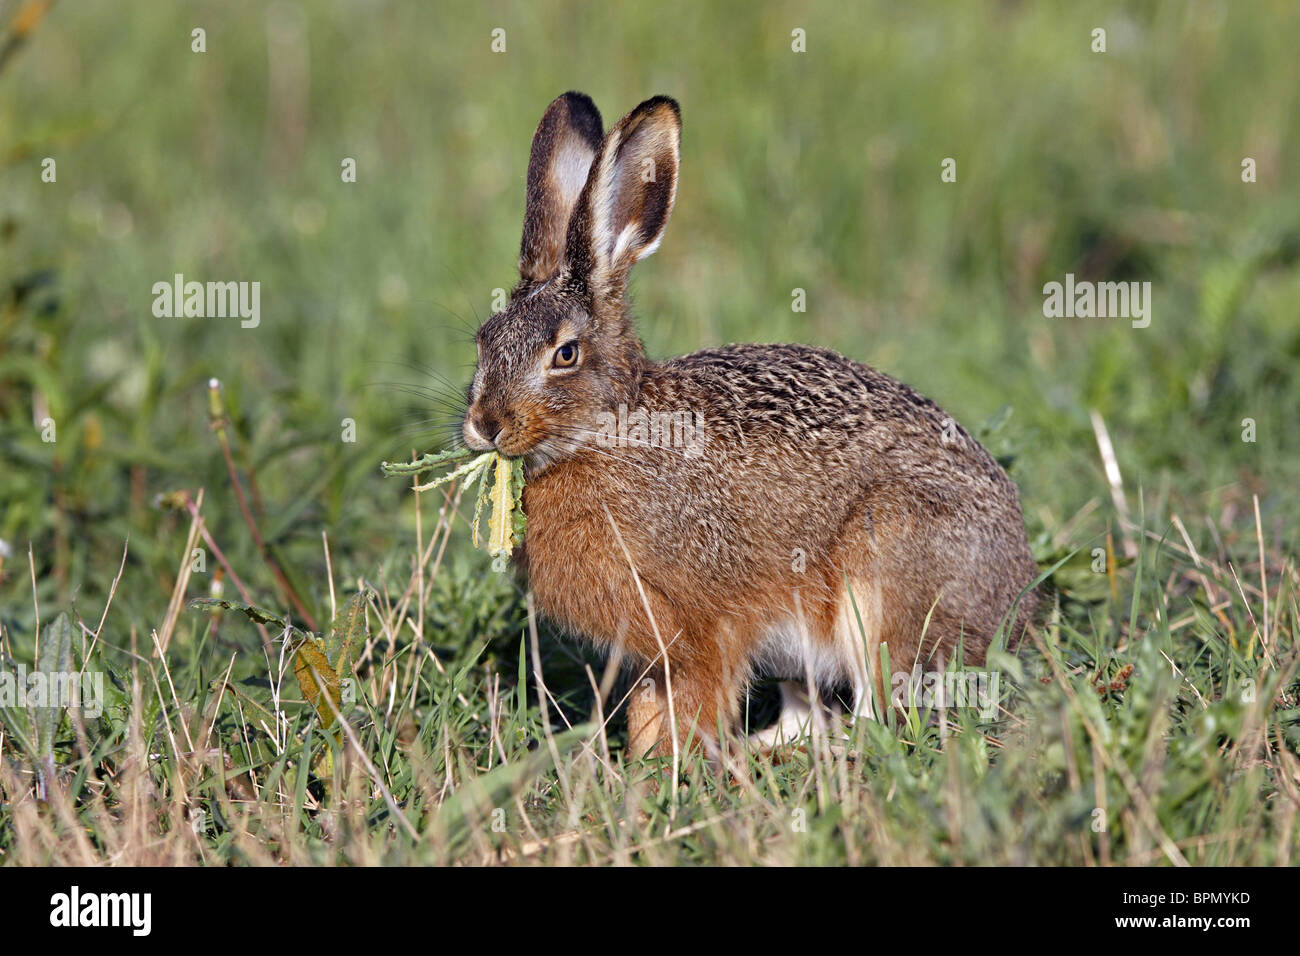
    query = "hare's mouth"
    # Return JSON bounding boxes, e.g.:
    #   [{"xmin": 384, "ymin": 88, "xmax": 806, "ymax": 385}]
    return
[
  {"xmin": 513, "ymin": 429, "xmax": 589, "ymax": 477},
  {"xmin": 477, "ymin": 412, "xmax": 591, "ymax": 473},
  {"xmin": 464, "ymin": 409, "xmax": 548, "ymax": 458},
  {"xmin": 493, "ymin": 420, "xmax": 544, "ymax": 458}
]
